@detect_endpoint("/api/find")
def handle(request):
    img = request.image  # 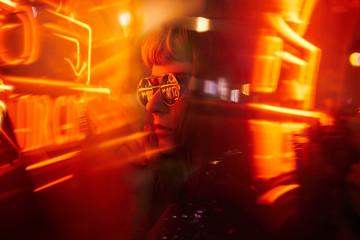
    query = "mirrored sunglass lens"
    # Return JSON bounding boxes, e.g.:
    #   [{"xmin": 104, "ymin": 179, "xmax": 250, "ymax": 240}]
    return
[
  {"xmin": 160, "ymin": 74, "xmax": 180, "ymax": 105},
  {"xmin": 138, "ymin": 79, "xmax": 153, "ymax": 106}
]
